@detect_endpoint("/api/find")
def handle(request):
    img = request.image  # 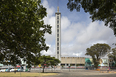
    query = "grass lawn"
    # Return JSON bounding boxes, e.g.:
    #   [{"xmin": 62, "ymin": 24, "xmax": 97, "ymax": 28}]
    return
[{"xmin": 0, "ymin": 72, "xmax": 58, "ymax": 77}]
